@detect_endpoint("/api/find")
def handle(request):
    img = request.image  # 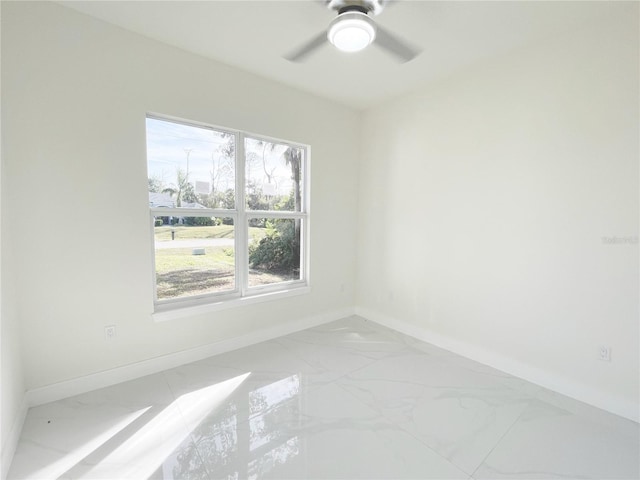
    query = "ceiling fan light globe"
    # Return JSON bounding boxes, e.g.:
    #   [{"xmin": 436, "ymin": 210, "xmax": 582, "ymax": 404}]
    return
[{"xmin": 328, "ymin": 12, "xmax": 376, "ymax": 53}]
